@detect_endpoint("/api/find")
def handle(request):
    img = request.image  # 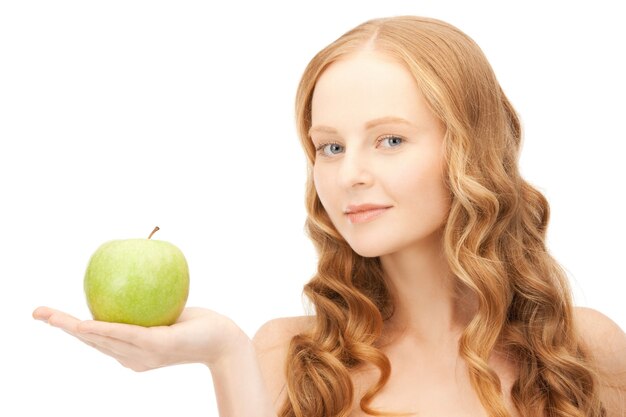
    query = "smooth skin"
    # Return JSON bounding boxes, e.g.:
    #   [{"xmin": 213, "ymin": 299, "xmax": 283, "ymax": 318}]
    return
[{"xmin": 33, "ymin": 50, "xmax": 626, "ymax": 417}]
